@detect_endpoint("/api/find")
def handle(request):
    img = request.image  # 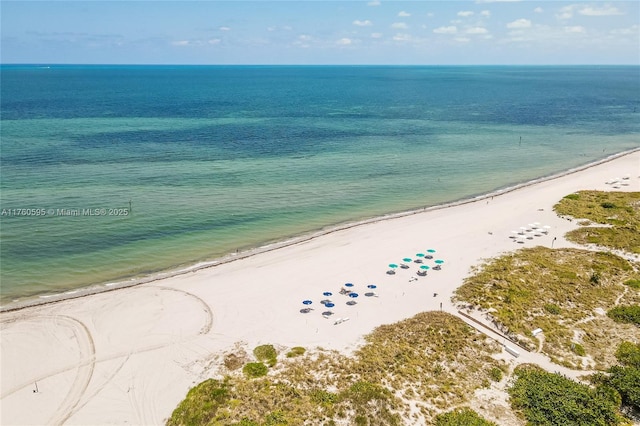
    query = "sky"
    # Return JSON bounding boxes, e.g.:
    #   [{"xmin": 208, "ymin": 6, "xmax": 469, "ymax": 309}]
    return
[{"xmin": 1, "ymin": 1, "xmax": 639, "ymax": 65}]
